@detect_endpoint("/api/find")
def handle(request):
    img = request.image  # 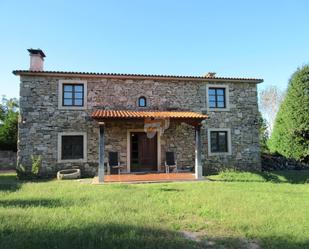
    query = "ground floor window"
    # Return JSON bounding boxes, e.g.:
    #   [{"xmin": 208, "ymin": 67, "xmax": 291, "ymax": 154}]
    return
[
  {"xmin": 210, "ymin": 131, "xmax": 228, "ymax": 152},
  {"xmin": 62, "ymin": 135, "xmax": 84, "ymax": 159},
  {"xmin": 58, "ymin": 132, "xmax": 87, "ymax": 162},
  {"xmin": 207, "ymin": 128, "xmax": 231, "ymax": 155}
]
